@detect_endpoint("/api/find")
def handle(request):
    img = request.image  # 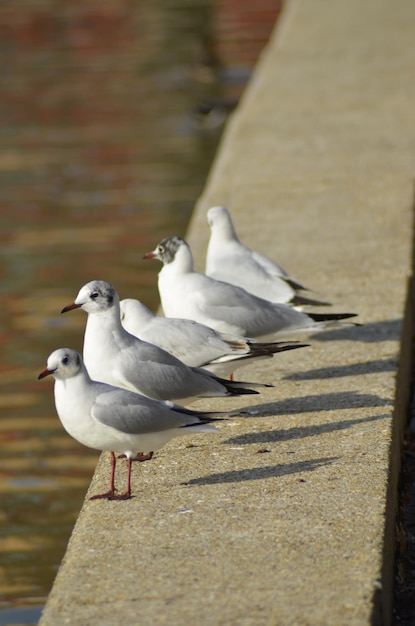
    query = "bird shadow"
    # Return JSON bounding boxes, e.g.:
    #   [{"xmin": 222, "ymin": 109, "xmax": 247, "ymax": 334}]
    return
[
  {"xmin": 184, "ymin": 456, "xmax": 339, "ymax": 486},
  {"xmin": 223, "ymin": 413, "xmax": 389, "ymax": 447},
  {"xmin": 234, "ymin": 390, "xmax": 390, "ymax": 419},
  {"xmin": 284, "ymin": 357, "xmax": 396, "ymax": 381},
  {"xmin": 310, "ymin": 318, "xmax": 401, "ymax": 342}
]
